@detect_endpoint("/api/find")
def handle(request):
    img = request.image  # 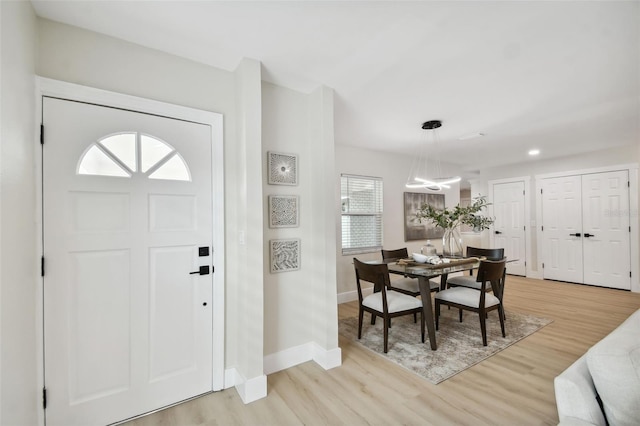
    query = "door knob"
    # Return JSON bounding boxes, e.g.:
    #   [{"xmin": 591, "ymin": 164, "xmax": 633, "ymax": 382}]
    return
[{"xmin": 189, "ymin": 266, "xmax": 210, "ymax": 275}]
